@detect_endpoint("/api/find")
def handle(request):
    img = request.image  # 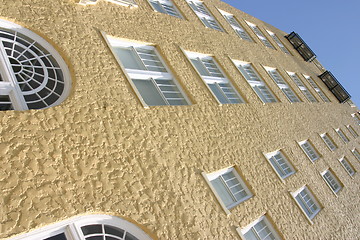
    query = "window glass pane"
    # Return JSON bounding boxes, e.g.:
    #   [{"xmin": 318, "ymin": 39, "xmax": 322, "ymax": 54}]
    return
[
  {"xmin": 133, "ymin": 79, "xmax": 167, "ymax": 106},
  {"xmin": 243, "ymin": 230, "xmax": 258, "ymax": 240},
  {"xmin": 81, "ymin": 224, "xmax": 103, "ymax": 235},
  {"xmin": 104, "ymin": 225, "xmax": 125, "ymax": 238},
  {"xmin": 208, "ymin": 83, "xmax": 229, "ymax": 104},
  {"xmin": 295, "ymin": 195, "xmax": 312, "ymax": 217},
  {"xmin": 124, "ymin": 232, "xmax": 140, "ymax": 240},
  {"xmin": 210, "ymin": 178, "xmax": 234, "ymax": 207},
  {"xmin": 43, "ymin": 233, "xmax": 68, "ymax": 240},
  {"xmin": 191, "ymin": 58, "xmax": 210, "ymax": 76},
  {"xmin": 114, "ymin": 47, "xmax": 145, "ymax": 70},
  {"xmin": 150, "ymin": 1, "xmax": 165, "ymax": 13}
]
